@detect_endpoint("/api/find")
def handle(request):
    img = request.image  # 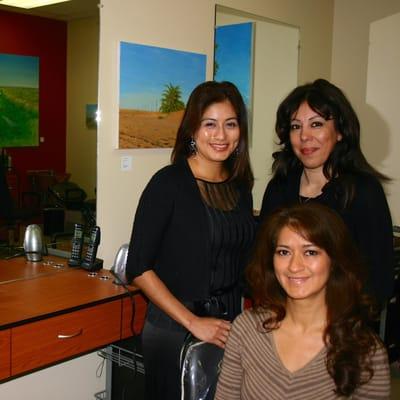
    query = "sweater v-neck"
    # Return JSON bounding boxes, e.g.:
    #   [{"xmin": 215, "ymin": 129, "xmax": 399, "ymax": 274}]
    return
[{"xmin": 270, "ymin": 331, "xmax": 326, "ymax": 376}]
